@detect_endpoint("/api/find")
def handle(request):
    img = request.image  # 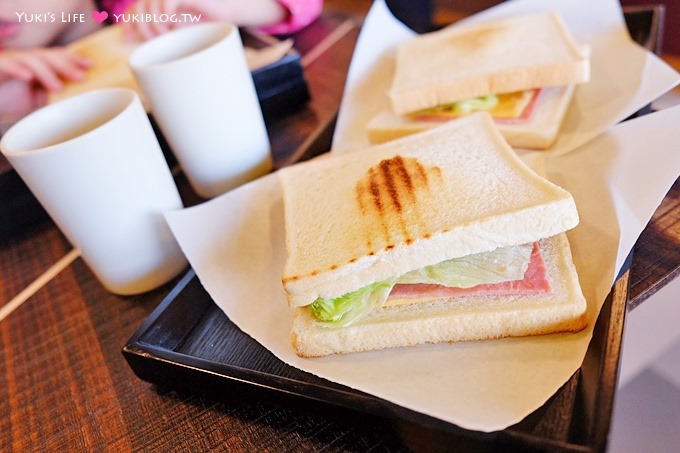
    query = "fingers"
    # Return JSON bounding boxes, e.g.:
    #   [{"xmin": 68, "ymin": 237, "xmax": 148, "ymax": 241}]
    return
[
  {"xmin": 124, "ymin": 0, "xmax": 160, "ymax": 42},
  {"xmin": 41, "ymin": 49, "xmax": 91, "ymax": 83},
  {"xmin": 149, "ymin": 0, "xmax": 172, "ymax": 36},
  {"xmin": 13, "ymin": 54, "xmax": 63, "ymax": 91},
  {"xmin": 124, "ymin": 0, "xmax": 184, "ymax": 42},
  {"xmin": 0, "ymin": 48, "xmax": 91, "ymax": 91},
  {"xmin": 131, "ymin": 0, "xmax": 159, "ymax": 41},
  {"xmin": 0, "ymin": 56, "xmax": 34, "ymax": 82}
]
